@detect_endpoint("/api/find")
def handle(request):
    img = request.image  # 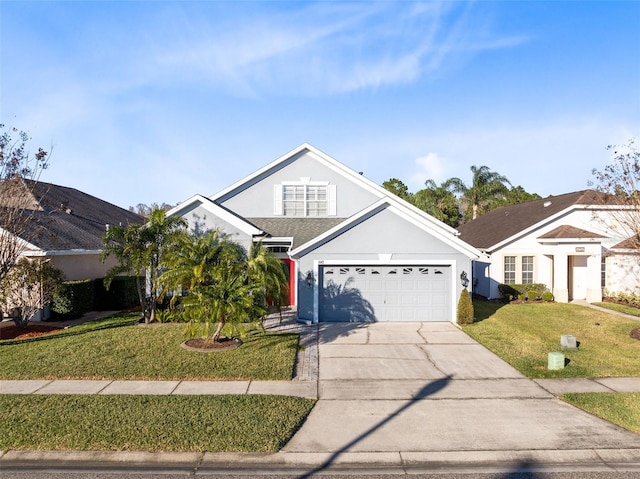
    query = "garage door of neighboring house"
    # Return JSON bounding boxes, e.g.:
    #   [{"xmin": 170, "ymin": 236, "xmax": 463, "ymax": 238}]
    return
[{"xmin": 319, "ymin": 265, "xmax": 451, "ymax": 322}]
